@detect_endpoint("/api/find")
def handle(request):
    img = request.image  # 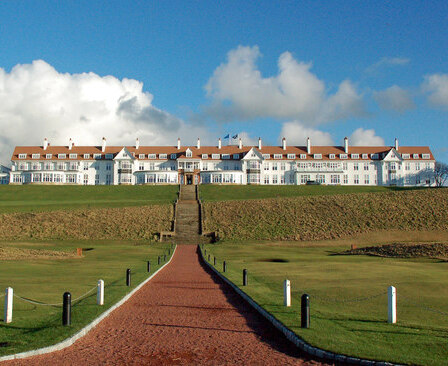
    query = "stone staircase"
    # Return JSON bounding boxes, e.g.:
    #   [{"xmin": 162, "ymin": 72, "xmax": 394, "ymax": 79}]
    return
[{"xmin": 175, "ymin": 185, "xmax": 201, "ymax": 245}]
